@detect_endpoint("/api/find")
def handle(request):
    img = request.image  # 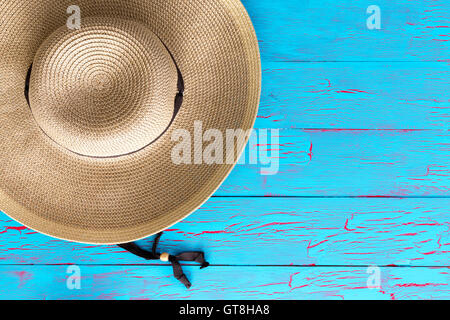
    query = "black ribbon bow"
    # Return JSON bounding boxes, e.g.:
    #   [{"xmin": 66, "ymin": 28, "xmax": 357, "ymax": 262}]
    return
[{"xmin": 118, "ymin": 232, "xmax": 209, "ymax": 289}]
